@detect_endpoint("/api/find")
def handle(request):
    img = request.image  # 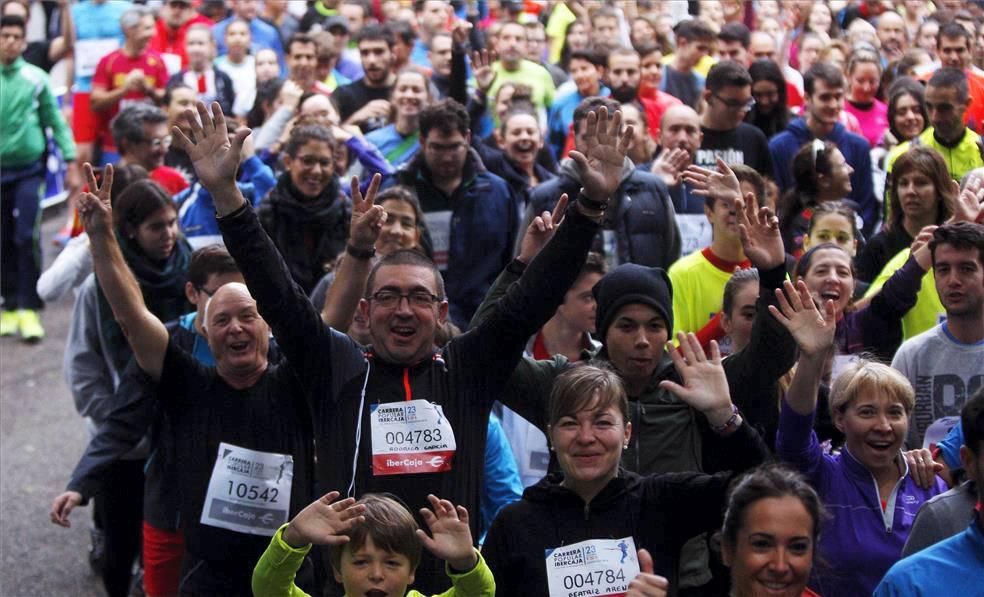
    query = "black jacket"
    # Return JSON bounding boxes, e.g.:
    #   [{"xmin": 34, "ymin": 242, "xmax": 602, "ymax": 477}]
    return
[
  {"xmin": 482, "ymin": 421, "xmax": 768, "ymax": 597},
  {"xmin": 217, "ymin": 197, "xmax": 600, "ymax": 594},
  {"xmin": 528, "ymin": 158, "xmax": 681, "ymax": 269},
  {"xmin": 258, "ymin": 174, "xmax": 351, "ymax": 294}
]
